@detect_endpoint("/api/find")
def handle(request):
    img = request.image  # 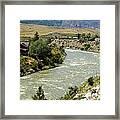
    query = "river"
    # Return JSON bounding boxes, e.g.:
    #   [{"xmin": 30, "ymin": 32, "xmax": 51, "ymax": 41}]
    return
[{"xmin": 20, "ymin": 49, "xmax": 100, "ymax": 100}]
